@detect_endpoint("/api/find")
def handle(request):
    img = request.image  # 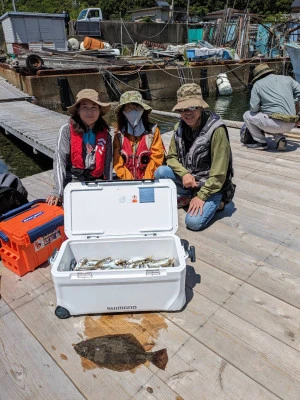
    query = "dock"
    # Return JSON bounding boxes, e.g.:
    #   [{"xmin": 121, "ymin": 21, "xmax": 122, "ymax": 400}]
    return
[{"xmin": 0, "ymin": 126, "xmax": 299, "ymax": 399}]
